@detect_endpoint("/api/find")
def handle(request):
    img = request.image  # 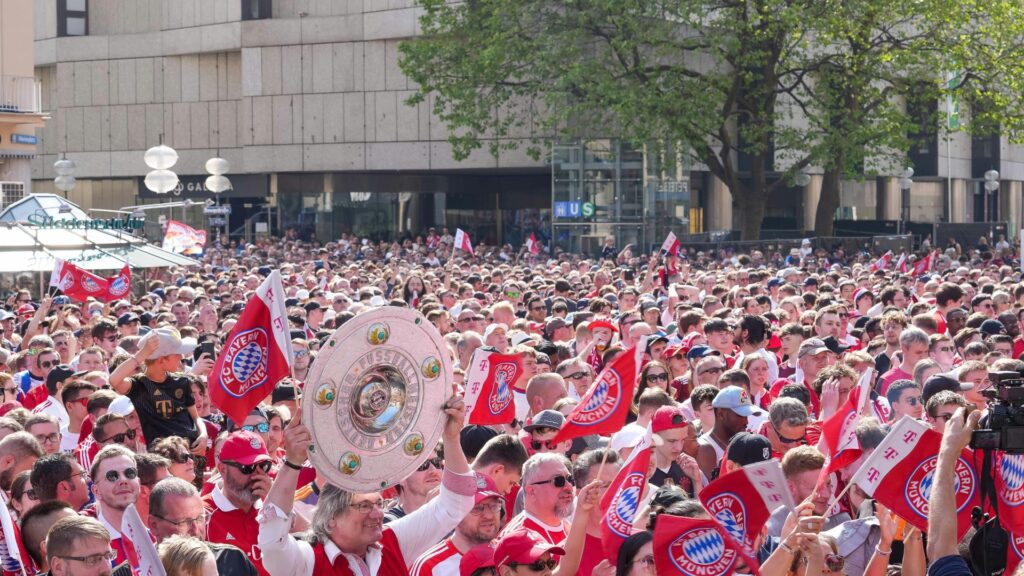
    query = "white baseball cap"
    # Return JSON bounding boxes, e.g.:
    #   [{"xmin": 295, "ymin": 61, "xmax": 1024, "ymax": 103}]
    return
[
  {"xmin": 139, "ymin": 327, "xmax": 197, "ymax": 358},
  {"xmin": 108, "ymin": 395, "xmax": 136, "ymax": 417}
]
